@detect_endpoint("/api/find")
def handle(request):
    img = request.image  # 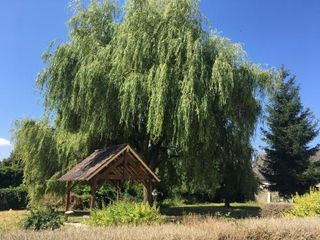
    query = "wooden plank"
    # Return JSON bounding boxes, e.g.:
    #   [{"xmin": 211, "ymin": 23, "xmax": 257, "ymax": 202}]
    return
[
  {"xmin": 127, "ymin": 145, "xmax": 160, "ymax": 182},
  {"xmin": 96, "ymin": 157, "xmax": 124, "ymax": 181},
  {"xmin": 127, "ymin": 165, "xmax": 138, "ymax": 177},
  {"xmin": 112, "ymin": 167, "xmax": 123, "ymax": 177},
  {"xmin": 103, "ymin": 175, "xmax": 150, "ymax": 180},
  {"xmin": 86, "ymin": 146, "xmax": 128, "ymax": 181},
  {"xmin": 127, "ymin": 151, "xmax": 151, "ymax": 176},
  {"xmin": 127, "ymin": 153, "xmax": 151, "ymax": 180}
]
